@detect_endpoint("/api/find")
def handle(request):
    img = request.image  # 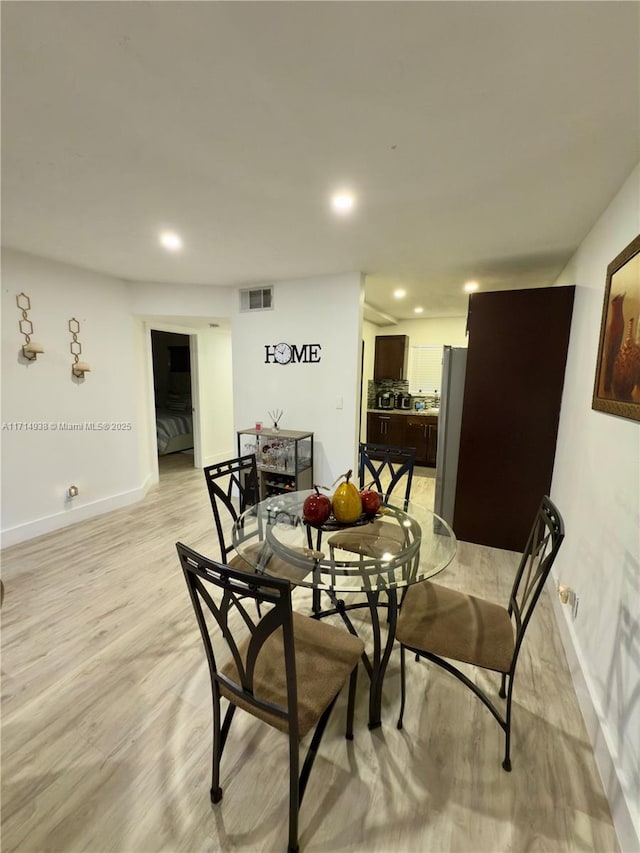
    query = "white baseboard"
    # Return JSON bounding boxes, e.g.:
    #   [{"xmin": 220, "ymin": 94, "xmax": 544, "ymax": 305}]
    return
[
  {"xmin": 1, "ymin": 474, "xmax": 154, "ymax": 552},
  {"xmin": 549, "ymin": 576, "xmax": 639, "ymax": 853}
]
